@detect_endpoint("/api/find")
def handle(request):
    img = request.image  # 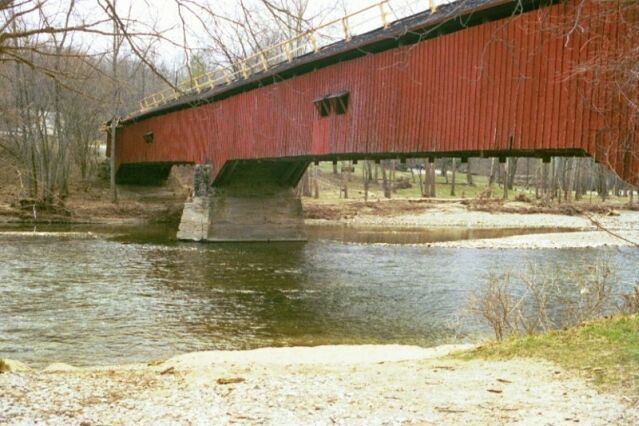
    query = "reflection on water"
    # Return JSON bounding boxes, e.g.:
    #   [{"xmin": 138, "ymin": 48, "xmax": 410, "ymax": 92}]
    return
[{"xmin": 0, "ymin": 224, "xmax": 636, "ymax": 367}]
